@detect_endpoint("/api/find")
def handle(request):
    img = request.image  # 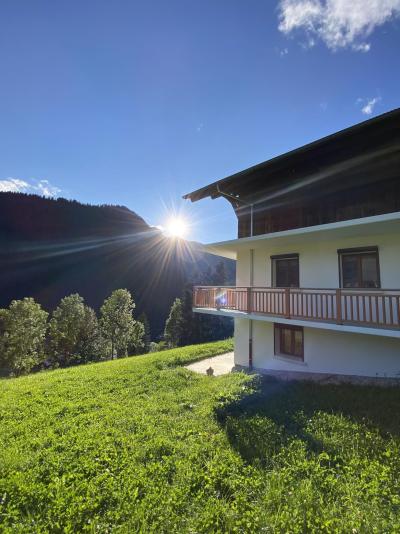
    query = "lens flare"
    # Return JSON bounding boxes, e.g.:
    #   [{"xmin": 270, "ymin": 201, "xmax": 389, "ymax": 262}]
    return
[{"xmin": 165, "ymin": 217, "xmax": 187, "ymax": 238}]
